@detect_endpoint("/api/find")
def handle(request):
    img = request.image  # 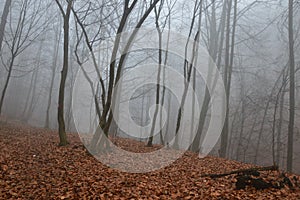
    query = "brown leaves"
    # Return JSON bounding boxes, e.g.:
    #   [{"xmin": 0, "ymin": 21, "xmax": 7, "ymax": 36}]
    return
[{"xmin": 0, "ymin": 122, "xmax": 300, "ymax": 199}]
